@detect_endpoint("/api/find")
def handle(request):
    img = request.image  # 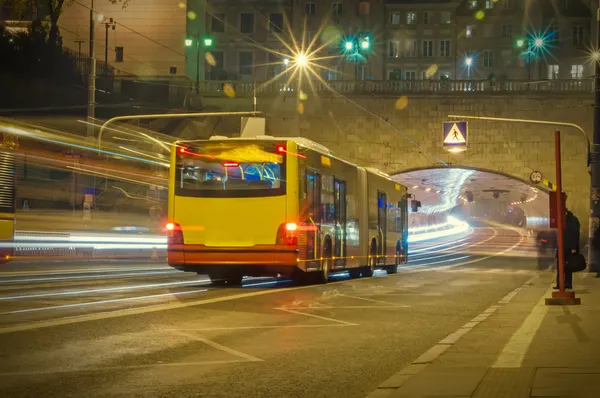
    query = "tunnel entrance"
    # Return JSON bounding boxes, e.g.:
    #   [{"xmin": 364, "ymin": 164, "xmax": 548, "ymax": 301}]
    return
[{"xmin": 391, "ymin": 167, "xmax": 551, "ymax": 231}]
